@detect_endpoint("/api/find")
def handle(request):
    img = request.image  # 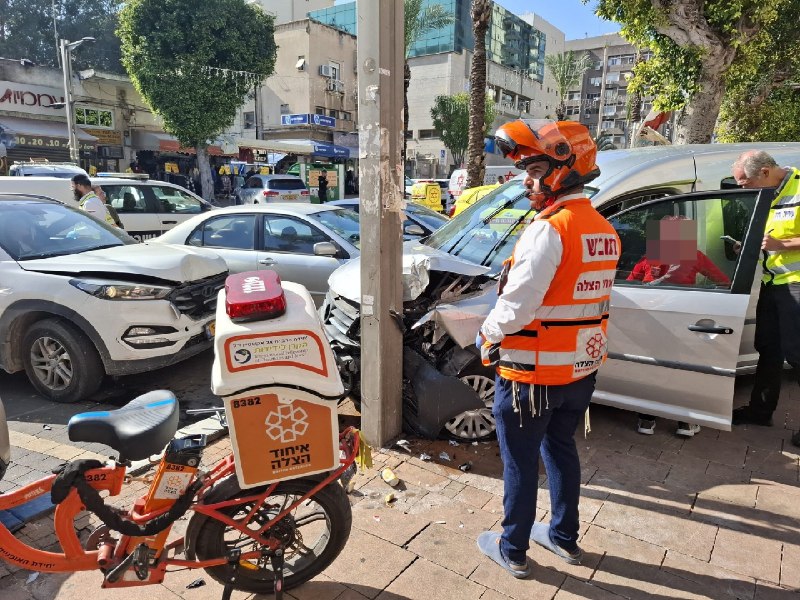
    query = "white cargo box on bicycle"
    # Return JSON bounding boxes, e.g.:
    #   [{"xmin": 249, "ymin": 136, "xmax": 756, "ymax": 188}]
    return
[{"xmin": 211, "ymin": 270, "xmax": 344, "ymax": 489}]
